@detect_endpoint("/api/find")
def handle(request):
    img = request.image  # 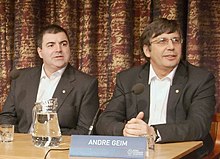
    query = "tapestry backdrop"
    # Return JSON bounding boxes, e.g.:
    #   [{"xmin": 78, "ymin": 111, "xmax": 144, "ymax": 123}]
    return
[{"xmin": 0, "ymin": 0, "xmax": 220, "ymax": 112}]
